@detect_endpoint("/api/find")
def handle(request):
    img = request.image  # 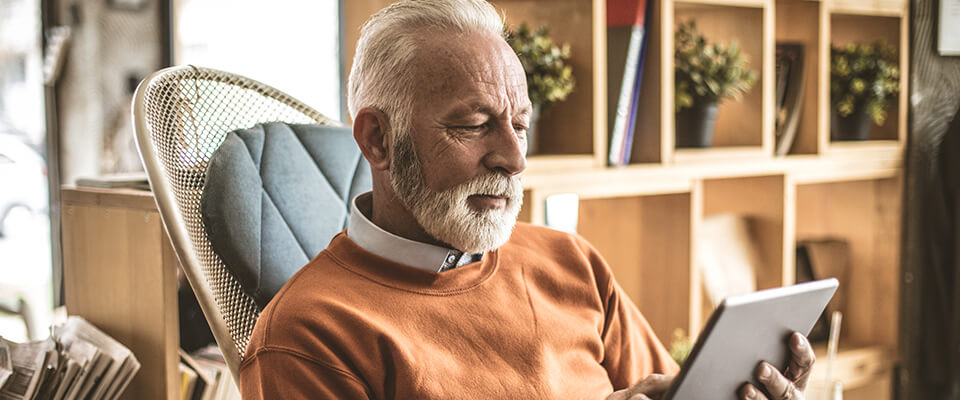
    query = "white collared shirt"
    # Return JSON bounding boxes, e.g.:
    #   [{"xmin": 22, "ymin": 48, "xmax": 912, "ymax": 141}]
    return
[{"xmin": 346, "ymin": 192, "xmax": 482, "ymax": 273}]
